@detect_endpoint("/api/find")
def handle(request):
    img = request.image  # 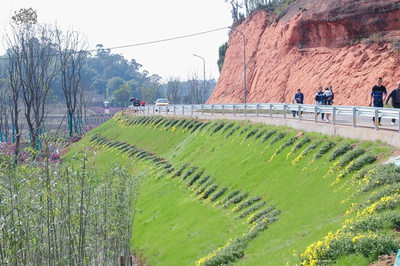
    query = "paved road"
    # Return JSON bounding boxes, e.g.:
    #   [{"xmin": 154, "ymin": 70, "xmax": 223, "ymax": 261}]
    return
[{"xmin": 147, "ymin": 107, "xmax": 400, "ymax": 134}]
